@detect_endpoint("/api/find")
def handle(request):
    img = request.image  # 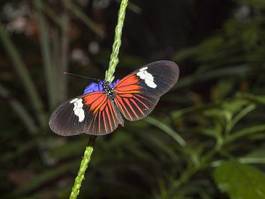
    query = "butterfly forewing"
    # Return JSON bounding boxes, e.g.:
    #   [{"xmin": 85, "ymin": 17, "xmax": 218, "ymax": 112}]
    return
[
  {"xmin": 114, "ymin": 60, "xmax": 179, "ymax": 121},
  {"xmin": 49, "ymin": 92, "xmax": 123, "ymax": 136}
]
